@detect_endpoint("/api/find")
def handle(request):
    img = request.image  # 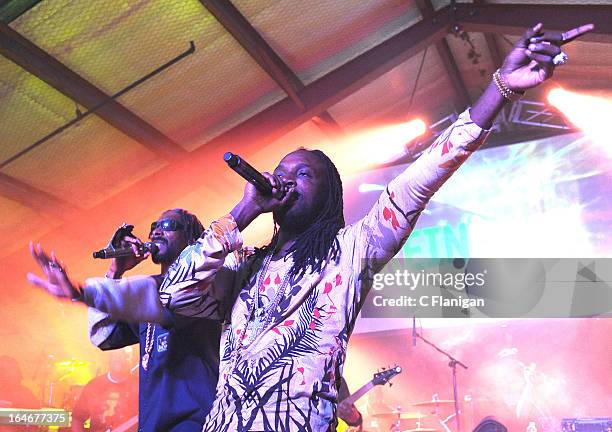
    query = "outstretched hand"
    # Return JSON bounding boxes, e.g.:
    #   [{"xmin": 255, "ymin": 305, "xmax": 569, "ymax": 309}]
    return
[
  {"xmin": 501, "ymin": 23, "xmax": 594, "ymax": 91},
  {"xmin": 27, "ymin": 242, "xmax": 82, "ymax": 301}
]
